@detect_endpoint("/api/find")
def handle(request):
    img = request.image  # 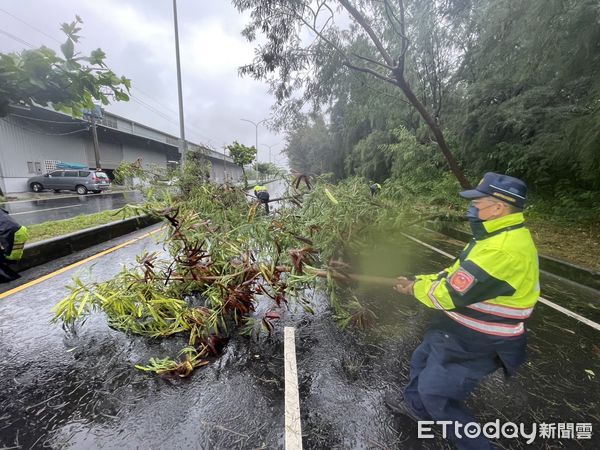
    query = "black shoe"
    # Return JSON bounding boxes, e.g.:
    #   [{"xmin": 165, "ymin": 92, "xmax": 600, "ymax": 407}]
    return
[{"xmin": 384, "ymin": 392, "xmax": 421, "ymax": 422}]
